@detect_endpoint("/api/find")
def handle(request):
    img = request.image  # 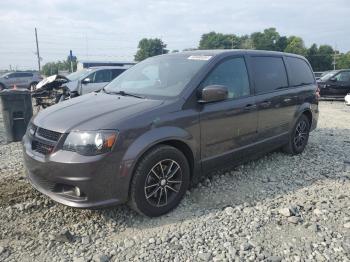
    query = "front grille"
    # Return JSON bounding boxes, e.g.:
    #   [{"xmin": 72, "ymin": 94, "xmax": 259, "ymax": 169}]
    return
[
  {"xmin": 32, "ymin": 140, "xmax": 55, "ymax": 155},
  {"xmin": 37, "ymin": 128, "xmax": 61, "ymax": 142}
]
